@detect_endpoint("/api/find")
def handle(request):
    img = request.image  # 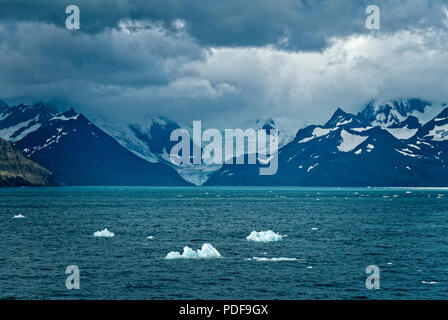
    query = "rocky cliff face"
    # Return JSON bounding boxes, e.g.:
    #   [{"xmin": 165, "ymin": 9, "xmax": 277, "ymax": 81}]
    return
[{"xmin": 0, "ymin": 138, "xmax": 57, "ymax": 187}]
